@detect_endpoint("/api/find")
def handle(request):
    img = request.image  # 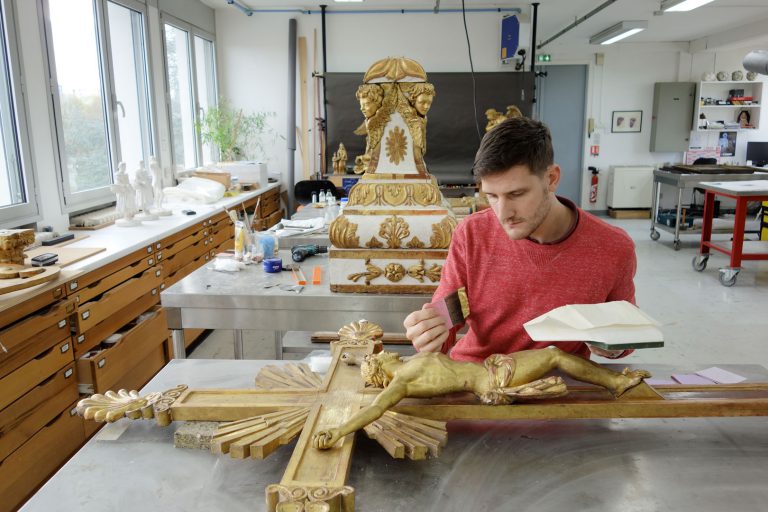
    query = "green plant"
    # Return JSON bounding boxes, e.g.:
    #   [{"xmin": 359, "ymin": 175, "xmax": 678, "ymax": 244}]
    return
[{"xmin": 196, "ymin": 99, "xmax": 276, "ymax": 161}]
